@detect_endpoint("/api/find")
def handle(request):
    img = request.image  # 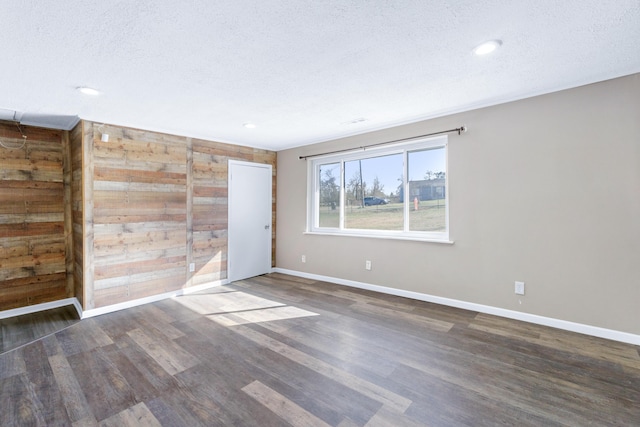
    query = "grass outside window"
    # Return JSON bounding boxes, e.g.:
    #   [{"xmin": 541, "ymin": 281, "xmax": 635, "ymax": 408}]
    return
[{"xmin": 309, "ymin": 135, "xmax": 449, "ymax": 241}]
